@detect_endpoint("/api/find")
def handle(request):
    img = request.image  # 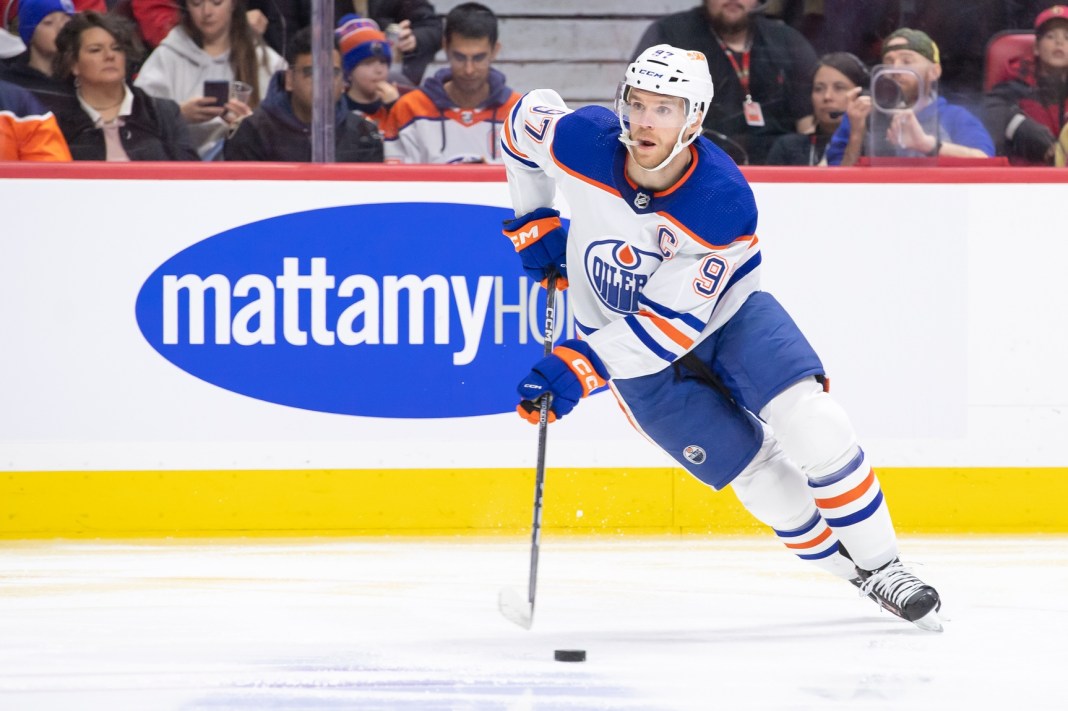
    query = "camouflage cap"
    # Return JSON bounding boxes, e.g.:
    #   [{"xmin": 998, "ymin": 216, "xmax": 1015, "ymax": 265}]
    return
[{"xmin": 882, "ymin": 28, "xmax": 940, "ymax": 65}]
